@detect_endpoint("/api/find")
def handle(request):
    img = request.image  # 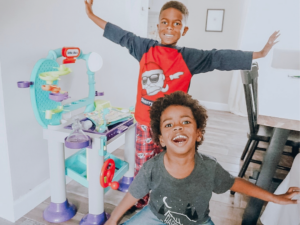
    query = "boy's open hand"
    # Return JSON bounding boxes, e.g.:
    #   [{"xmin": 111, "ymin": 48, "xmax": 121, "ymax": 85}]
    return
[
  {"xmin": 273, "ymin": 187, "xmax": 300, "ymax": 205},
  {"xmin": 84, "ymin": 0, "xmax": 107, "ymax": 29},
  {"xmin": 253, "ymin": 31, "xmax": 280, "ymax": 59},
  {"xmin": 85, "ymin": 0, "xmax": 94, "ymax": 17},
  {"xmin": 262, "ymin": 31, "xmax": 280, "ymax": 57}
]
